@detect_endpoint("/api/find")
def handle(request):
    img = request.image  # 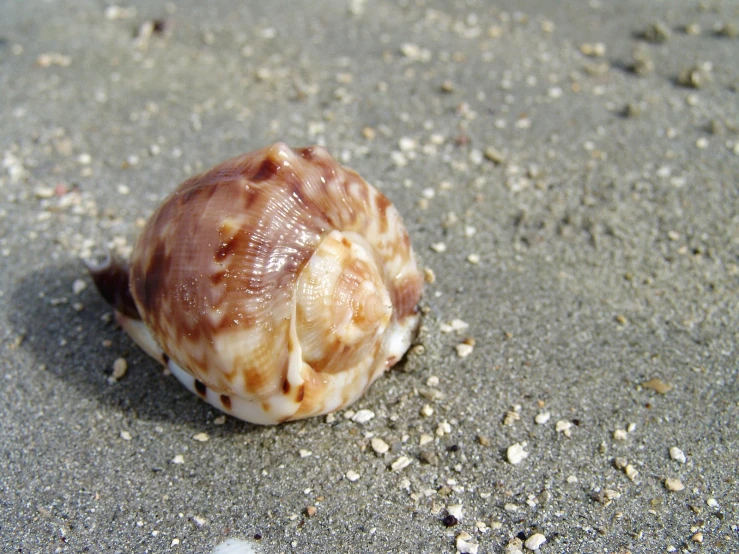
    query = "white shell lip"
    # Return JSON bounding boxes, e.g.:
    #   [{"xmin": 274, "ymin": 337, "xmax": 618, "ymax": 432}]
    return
[{"xmin": 91, "ymin": 143, "xmax": 424, "ymax": 424}]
